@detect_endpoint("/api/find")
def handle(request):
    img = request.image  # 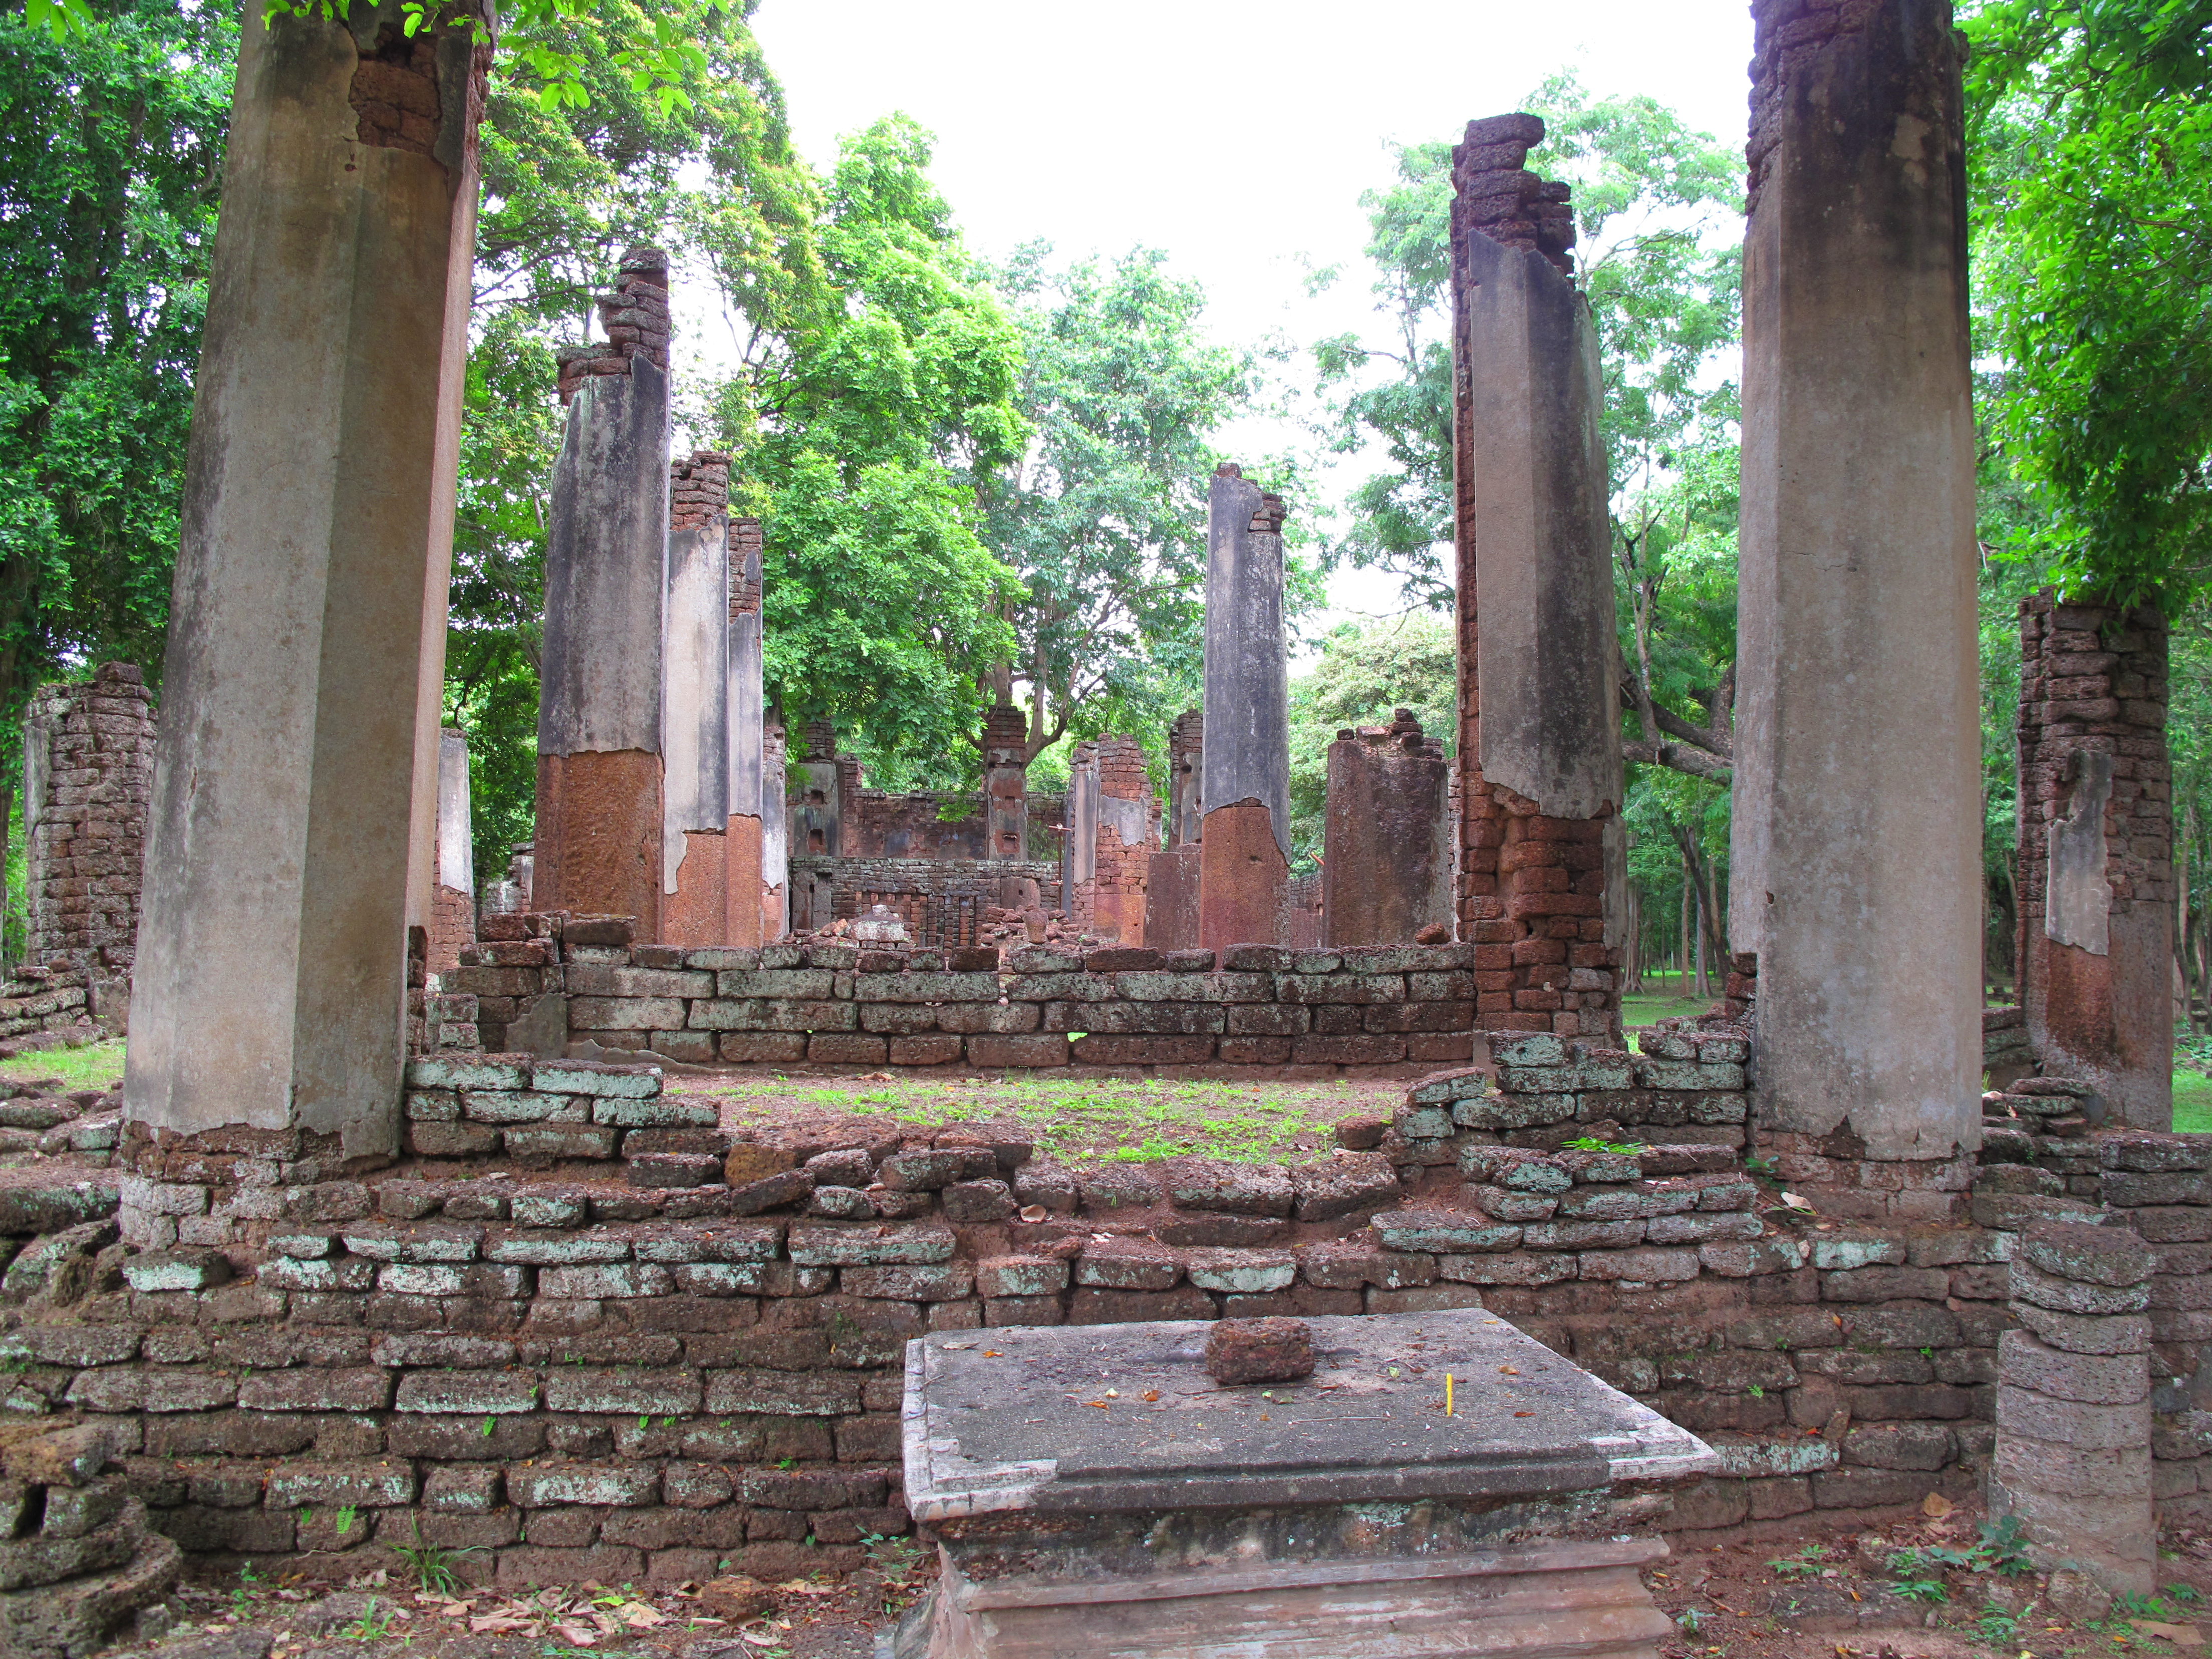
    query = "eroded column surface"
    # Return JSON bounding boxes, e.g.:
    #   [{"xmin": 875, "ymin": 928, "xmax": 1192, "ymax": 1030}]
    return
[
  {"xmin": 725, "ymin": 516, "xmax": 767, "ymax": 947},
  {"xmin": 536, "ymin": 247, "xmax": 672, "ymax": 937},
  {"xmin": 1729, "ymin": 0, "xmax": 1982, "ymax": 1181},
  {"xmin": 761, "ymin": 716, "xmax": 788, "ymax": 940},
  {"xmin": 1092, "ymin": 736, "xmax": 1153, "ymax": 945},
  {"xmin": 984, "ymin": 705, "xmax": 1029, "ymax": 861},
  {"xmin": 662, "ymin": 450, "xmax": 730, "ymax": 947},
  {"xmin": 2016, "ymin": 591, "xmax": 2173, "ymax": 1127},
  {"xmin": 124, "ymin": 0, "xmax": 490, "ymax": 1160},
  {"xmin": 1198, "ymin": 465, "xmax": 1289, "ymax": 952},
  {"xmin": 1325, "ymin": 711, "xmax": 1452, "ymax": 947},
  {"xmin": 1451, "ymin": 114, "xmax": 1623, "ymax": 1042},
  {"xmin": 429, "ymin": 727, "xmax": 474, "ymax": 974},
  {"xmin": 1063, "ymin": 742, "xmax": 1098, "ymax": 923}
]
